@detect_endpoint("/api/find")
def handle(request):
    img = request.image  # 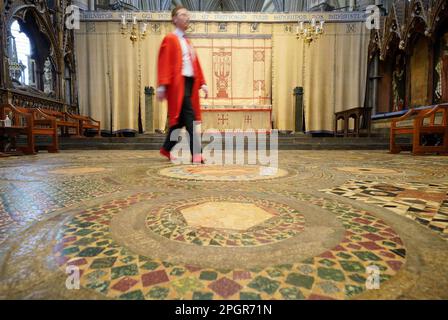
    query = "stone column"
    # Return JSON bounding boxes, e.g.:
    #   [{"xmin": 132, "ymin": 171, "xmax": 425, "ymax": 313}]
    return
[
  {"xmin": 144, "ymin": 86, "xmax": 154, "ymax": 133},
  {"xmin": 371, "ymin": 54, "xmax": 380, "ymax": 115},
  {"xmin": 294, "ymin": 87, "xmax": 304, "ymax": 133}
]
